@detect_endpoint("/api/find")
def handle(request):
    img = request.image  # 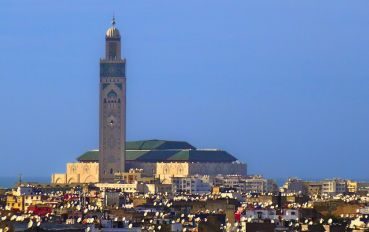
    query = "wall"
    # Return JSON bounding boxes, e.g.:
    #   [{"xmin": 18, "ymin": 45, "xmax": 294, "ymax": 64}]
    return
[
  {"xmin": 155, "ymin": 162, "xmax": 189, "ymax": 184},
  {"xmin": 189, "ymin": 162, "xmax": 247, "ymax": 176},
  {"xmin": 51, "ymin": 161, "xmax": 246, "ymax": 184},
  {"xmin": 51, "ymin": 162, "xmax": 99, "ymax": 184},
  {"xmin": 51, "ymin": 173, "xmax": 67, "ymax": 184}
]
